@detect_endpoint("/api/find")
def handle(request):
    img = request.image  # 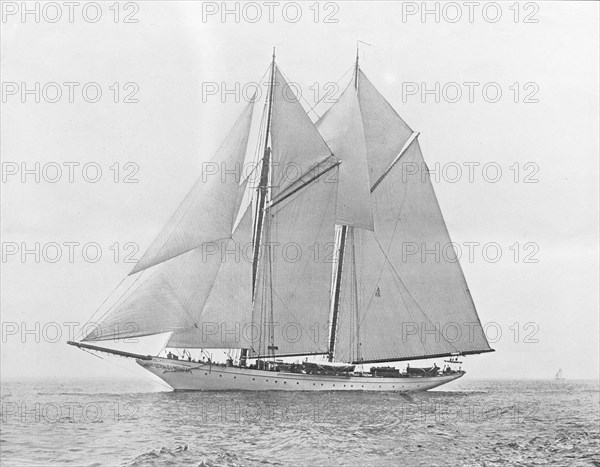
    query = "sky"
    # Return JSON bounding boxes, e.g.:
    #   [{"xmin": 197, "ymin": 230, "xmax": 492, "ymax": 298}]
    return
[{"xmin": 1, "ymin": 1, "xmax": 598, "ymax": 385}]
